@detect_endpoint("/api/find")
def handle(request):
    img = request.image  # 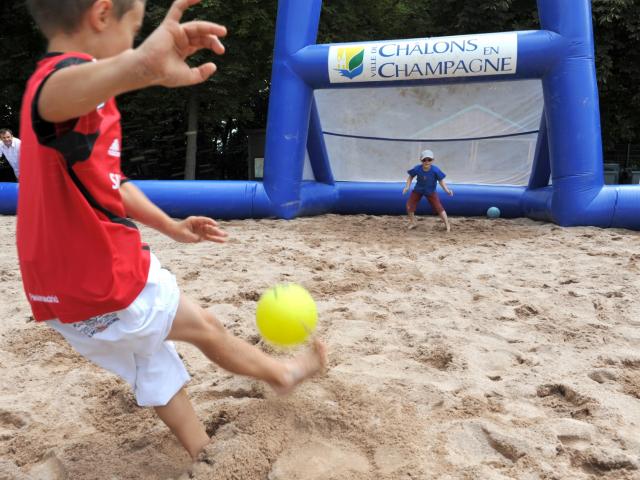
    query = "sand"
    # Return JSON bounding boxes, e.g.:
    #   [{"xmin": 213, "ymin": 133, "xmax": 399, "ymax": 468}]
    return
[{"xmin": 0, "ymin": 213, "xmax": 639, "ymax": 480}]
